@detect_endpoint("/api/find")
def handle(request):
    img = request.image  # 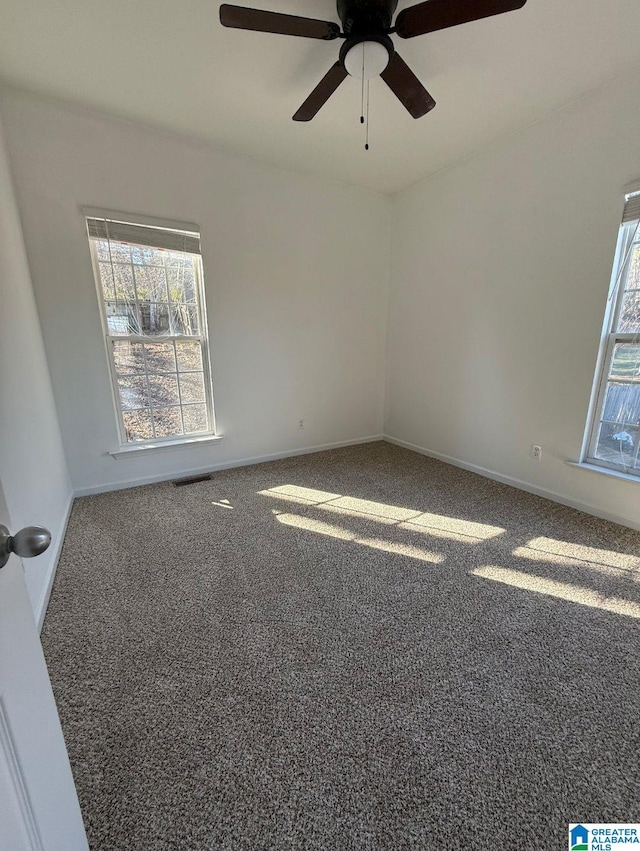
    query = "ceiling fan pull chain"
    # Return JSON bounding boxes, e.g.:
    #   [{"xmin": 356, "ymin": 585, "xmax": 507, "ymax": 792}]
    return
[
  {"xmin": 365, "ymin": 79, "xmax": 370, "ymax": 150},
  {"xmin": 360, "ymin": 43, "xmax": 365, "ymax": 124}
]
